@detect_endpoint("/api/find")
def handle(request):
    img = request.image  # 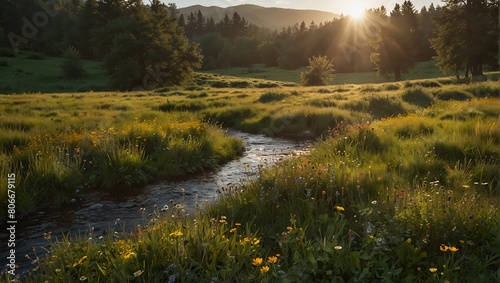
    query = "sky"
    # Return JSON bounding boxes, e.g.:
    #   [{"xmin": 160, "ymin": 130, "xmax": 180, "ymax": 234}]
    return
[{"xmin": 170, "ymin": 0, "xmax": 442, "ymax": 15}]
